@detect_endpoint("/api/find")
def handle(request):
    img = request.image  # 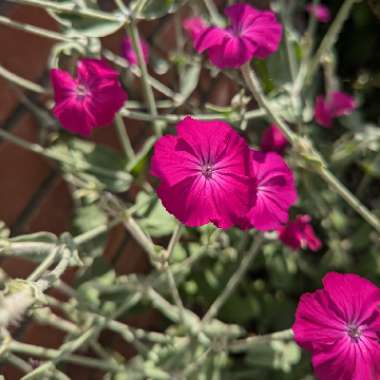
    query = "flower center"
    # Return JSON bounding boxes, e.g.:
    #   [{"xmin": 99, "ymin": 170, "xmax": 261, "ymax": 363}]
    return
[
  {"xmin": 75, "ymin": 84, "xmax": 89, "ymax": 99},
  {"xmin": 201, "ymin": 163, "xmax": 214, "ymax": 179},
  {"xmin": 346, "ymin": 323, "xmax": 362, "ymax": 342}
]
